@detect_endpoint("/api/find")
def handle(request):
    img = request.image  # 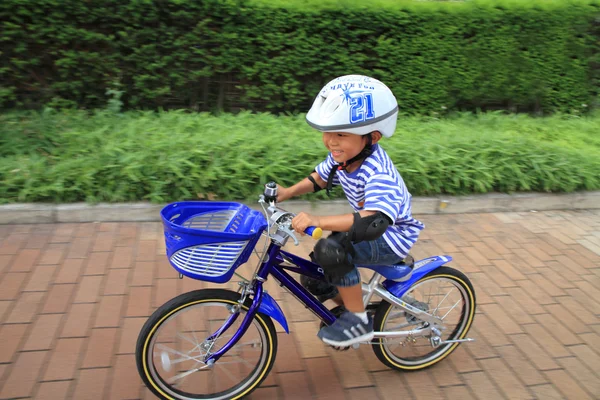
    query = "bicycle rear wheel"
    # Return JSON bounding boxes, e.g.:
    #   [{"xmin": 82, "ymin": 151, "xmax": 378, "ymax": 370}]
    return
[
  {"xmin": 372, "ymin": 266, "xmax": 476, "ymax": 371},
  {"xmin": 136, "ymin": 289, "xmax": 277, "ymax": 400}
]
